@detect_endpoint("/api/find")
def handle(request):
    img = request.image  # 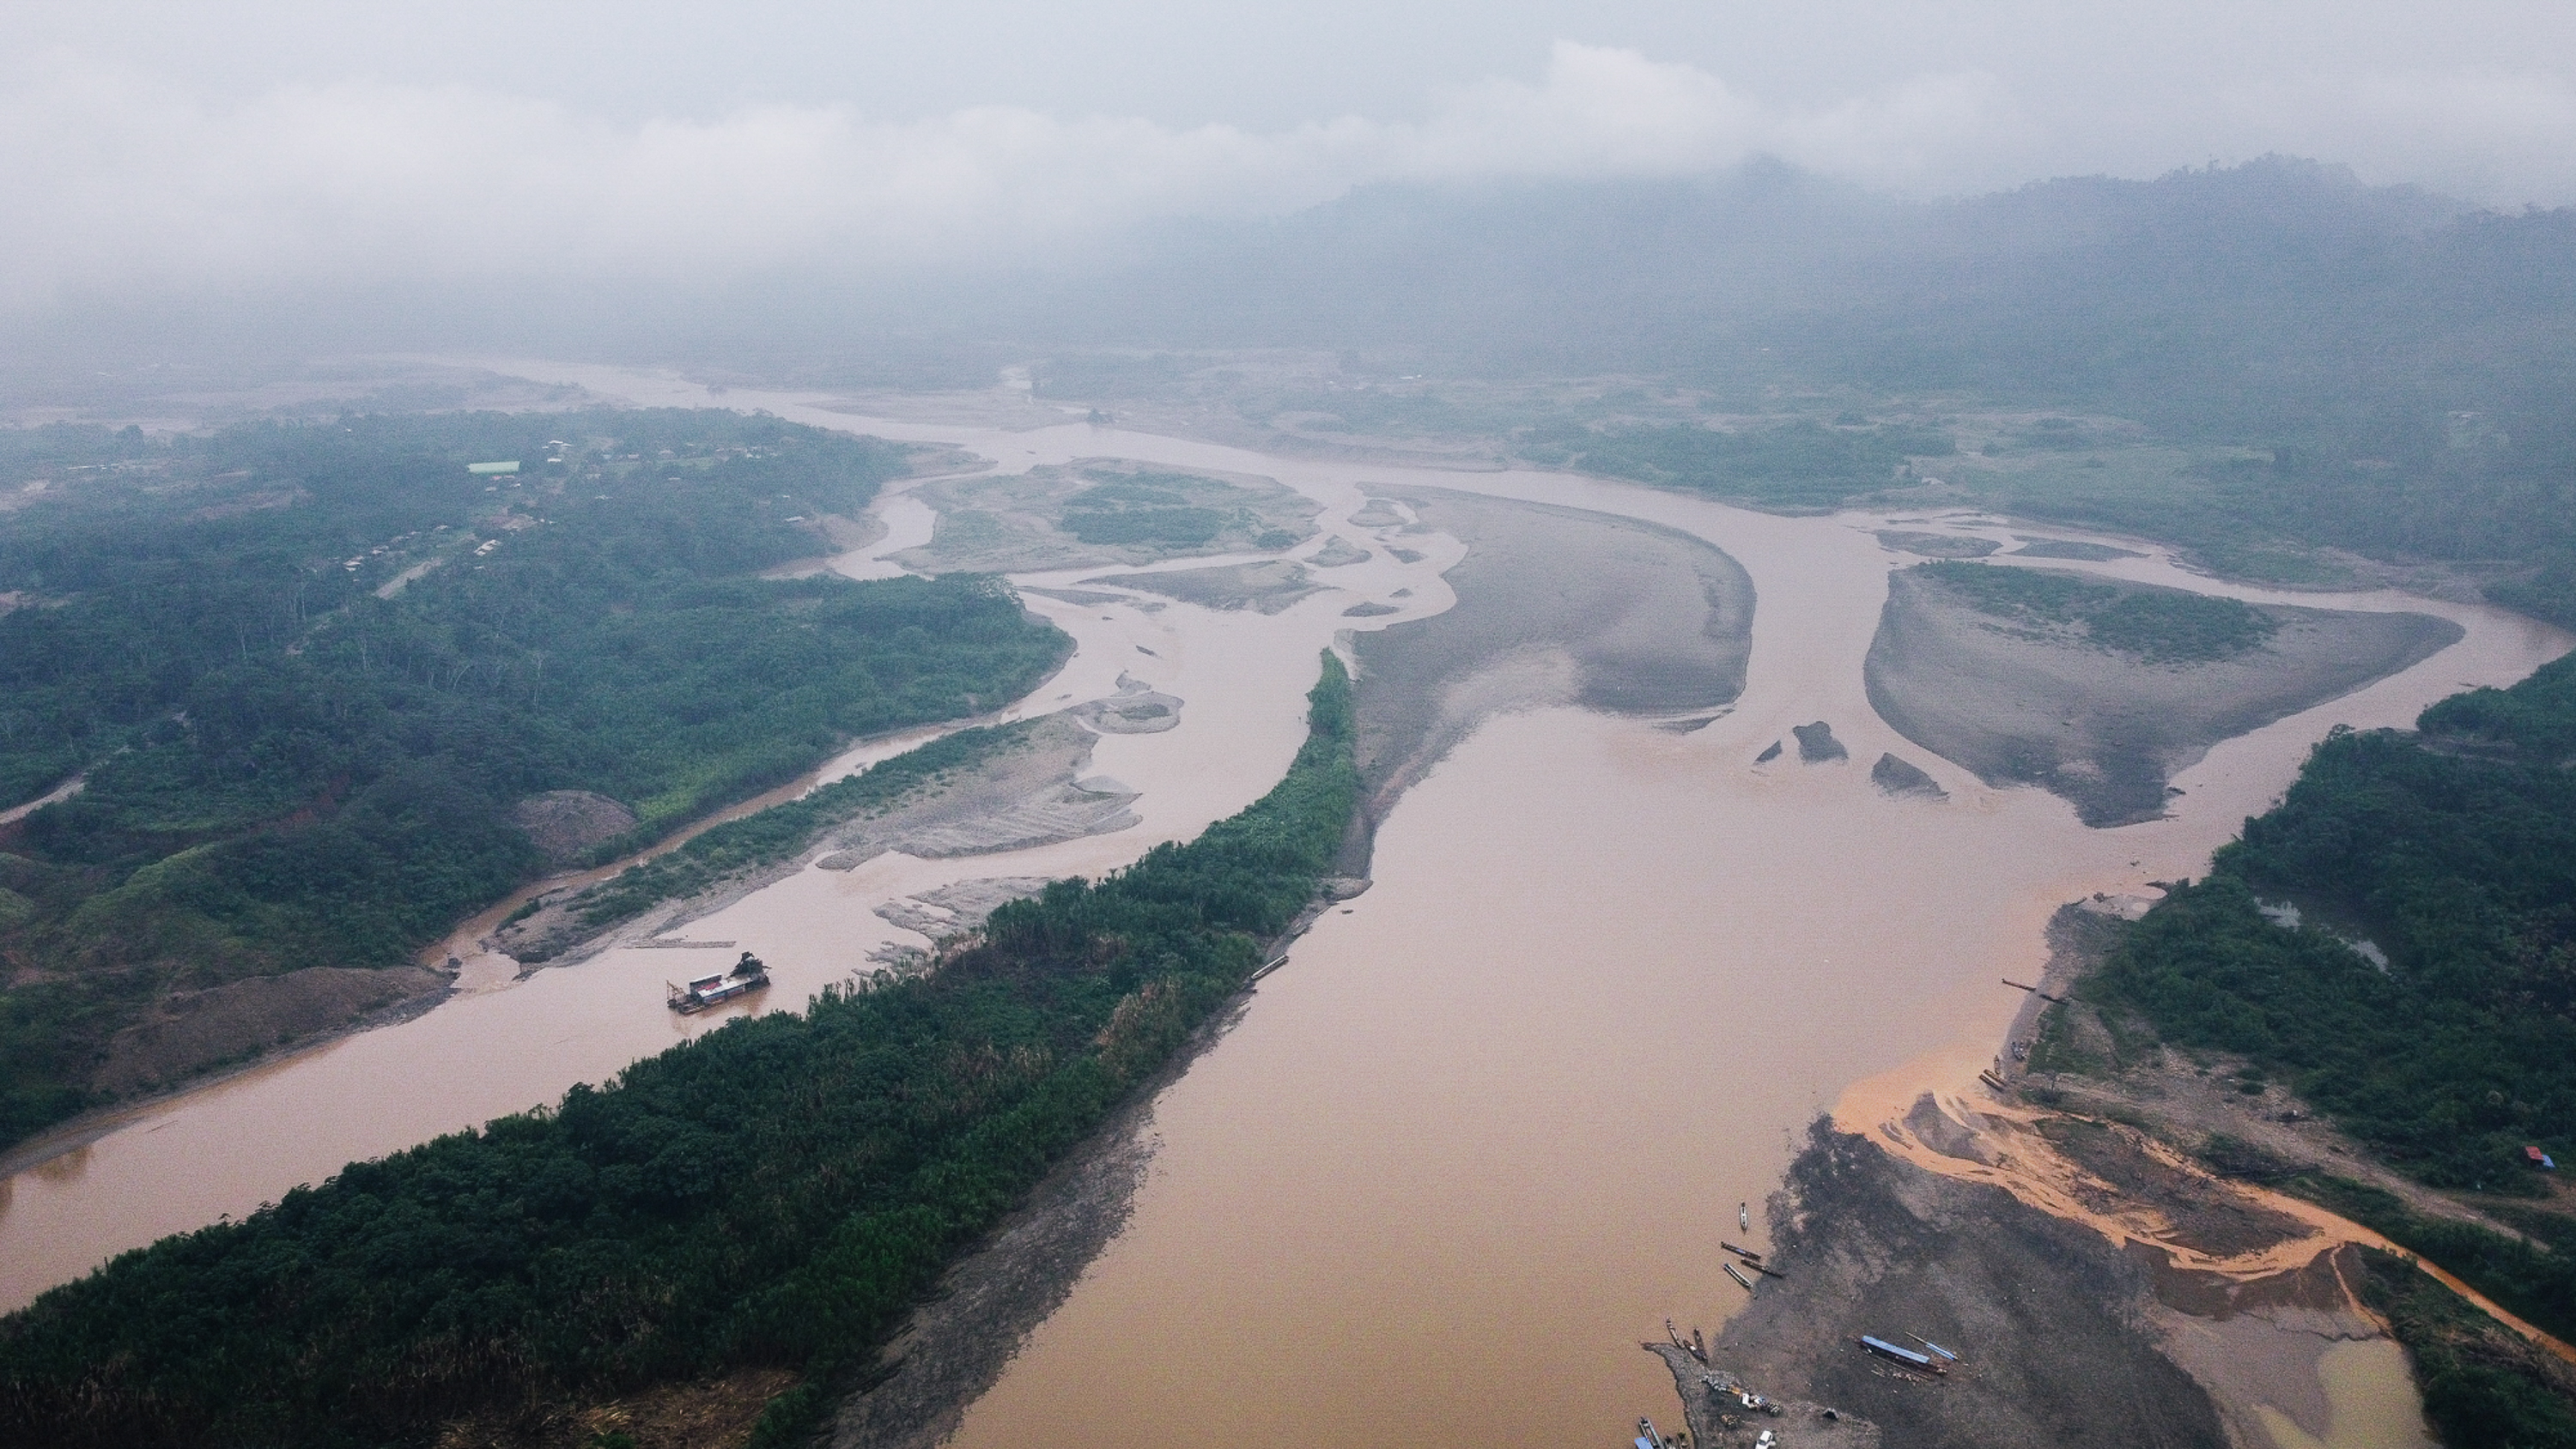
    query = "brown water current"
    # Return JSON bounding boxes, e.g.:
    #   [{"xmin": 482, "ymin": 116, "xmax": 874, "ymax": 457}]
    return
[
  {"xmin": 926, "ymin": 495, "xmax": 2562, "ymax": 1449},
  {"xmin": 5, "ymin": 365, "xmax": 2568, "ymax": 1446}
]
